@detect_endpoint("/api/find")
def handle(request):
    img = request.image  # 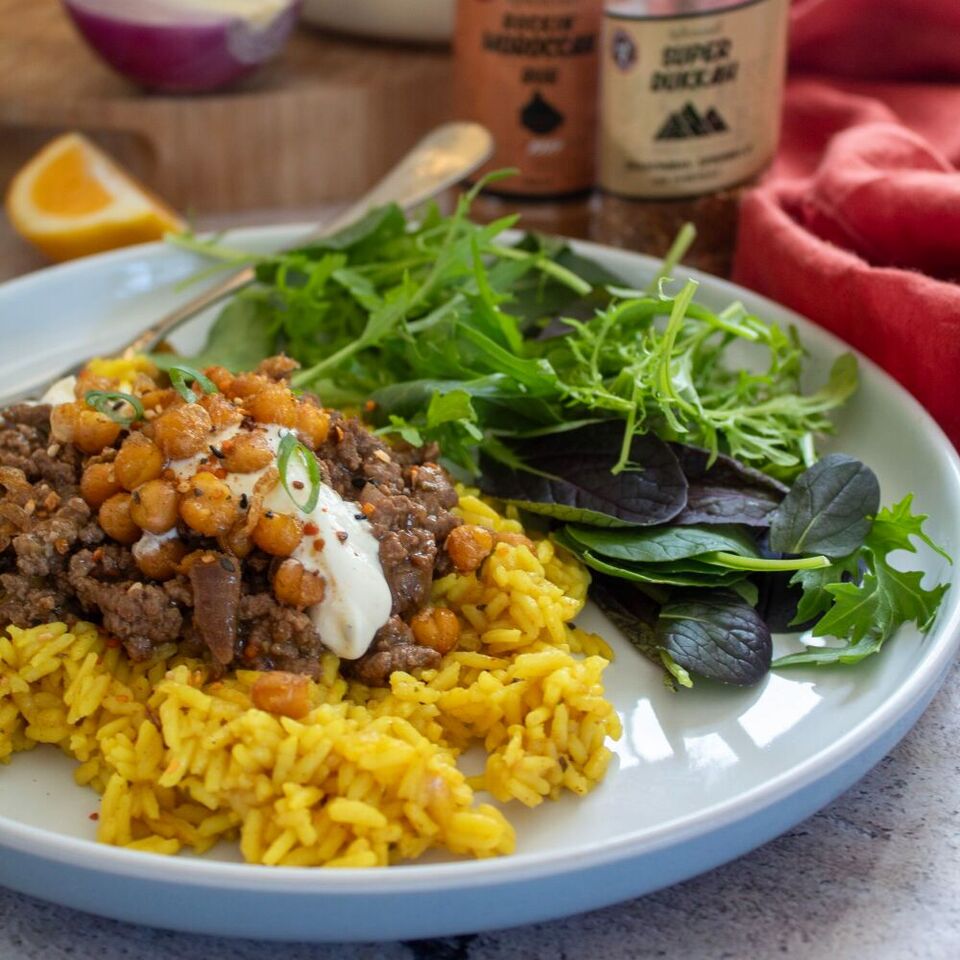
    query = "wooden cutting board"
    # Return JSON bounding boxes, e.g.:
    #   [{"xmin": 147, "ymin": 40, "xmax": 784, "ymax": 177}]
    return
[{"xmin": 0, "ymin": 0, "xmax": 454, "ymax": 213}]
